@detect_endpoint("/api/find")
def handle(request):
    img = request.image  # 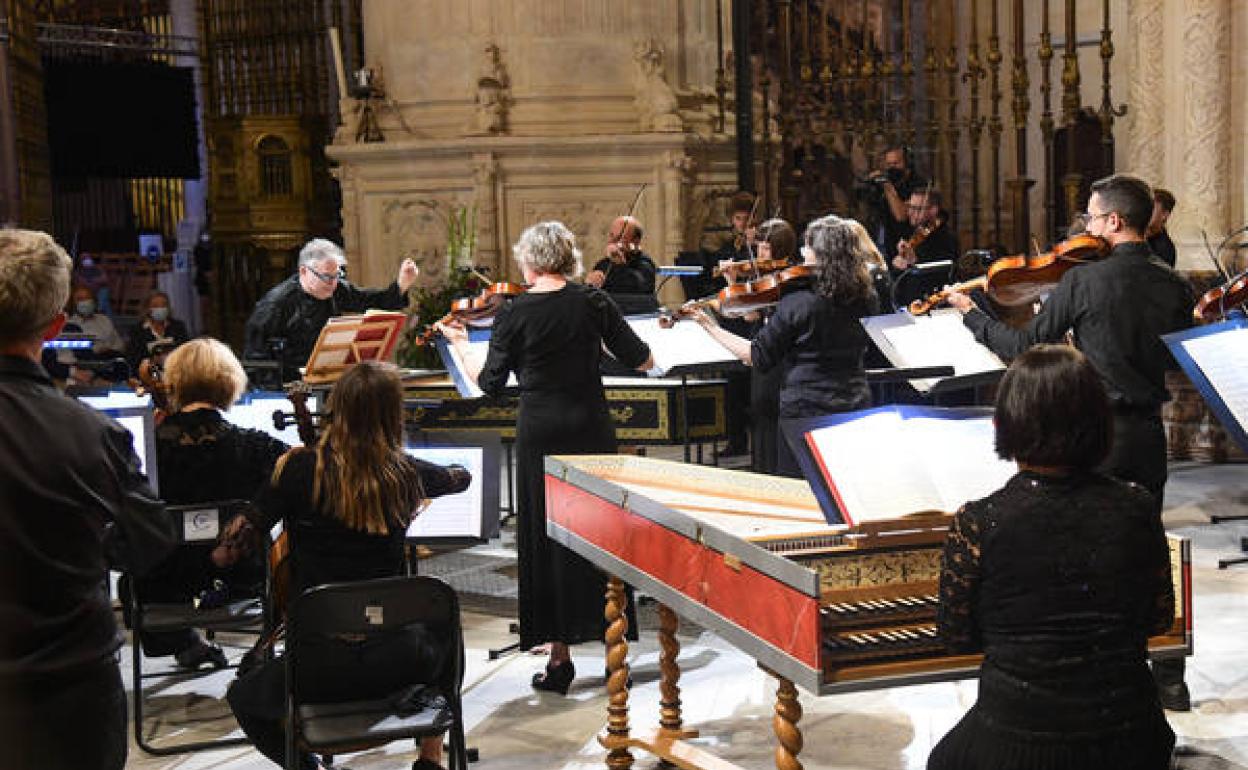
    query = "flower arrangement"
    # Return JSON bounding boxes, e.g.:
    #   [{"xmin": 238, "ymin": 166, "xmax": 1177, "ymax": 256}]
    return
[{"xmin": 393, "ymin": 202, "xmax": 482, "ymax": 370}]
